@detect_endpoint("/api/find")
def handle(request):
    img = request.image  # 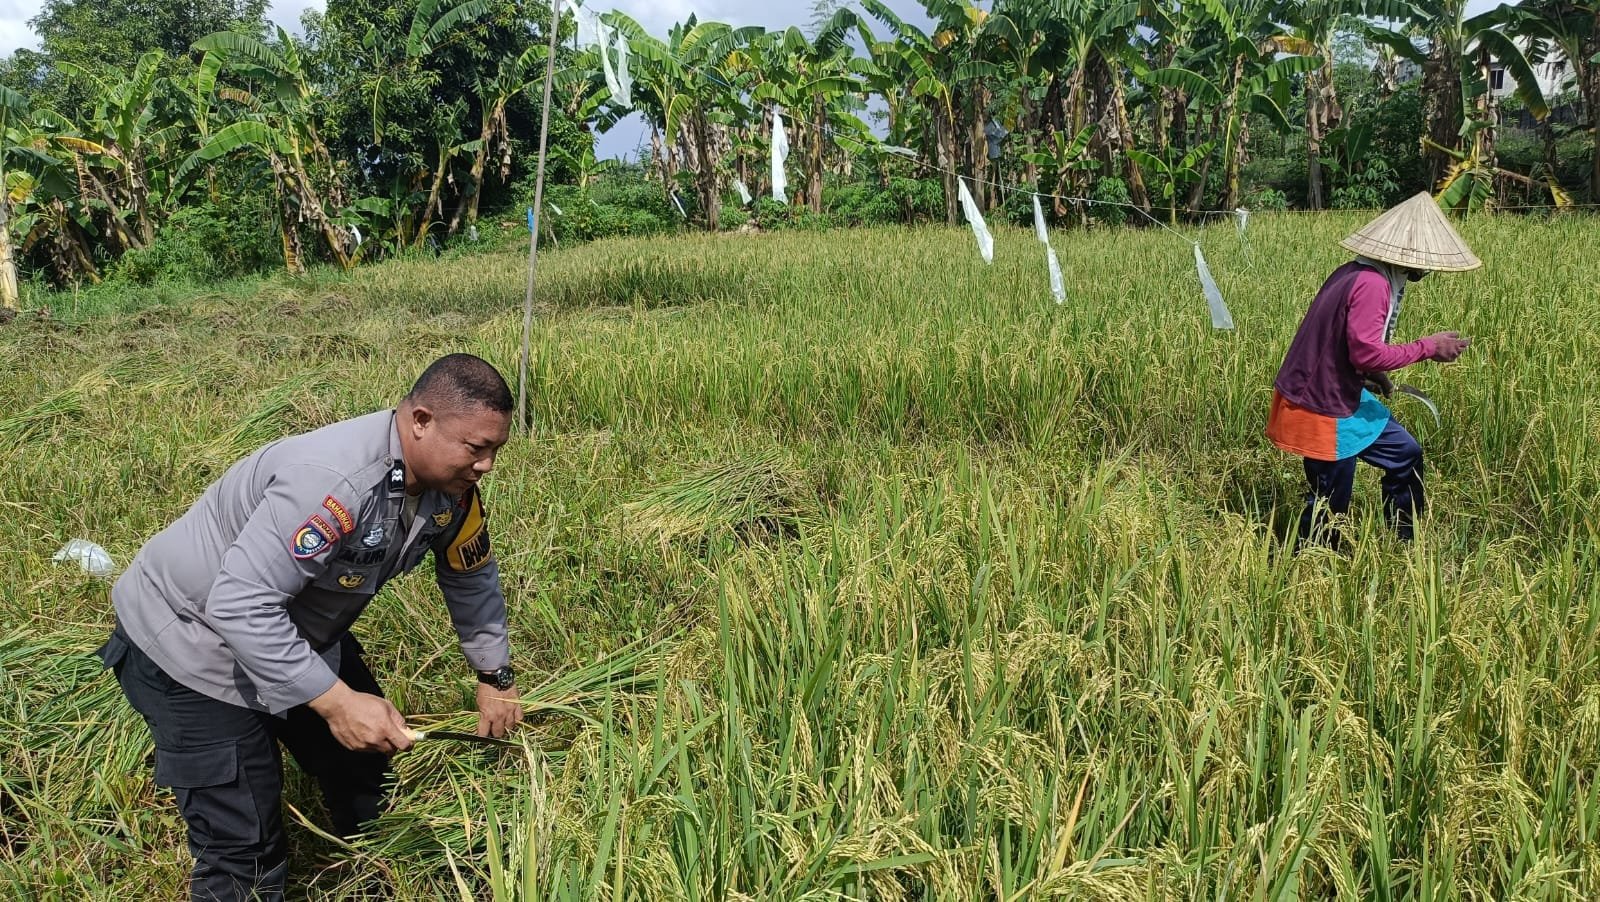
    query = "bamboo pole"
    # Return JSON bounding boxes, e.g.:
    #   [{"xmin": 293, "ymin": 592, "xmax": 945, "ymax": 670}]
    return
[{"xmin": 517, "ymin": 0, "xmax": 563, "ymax": 432}]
